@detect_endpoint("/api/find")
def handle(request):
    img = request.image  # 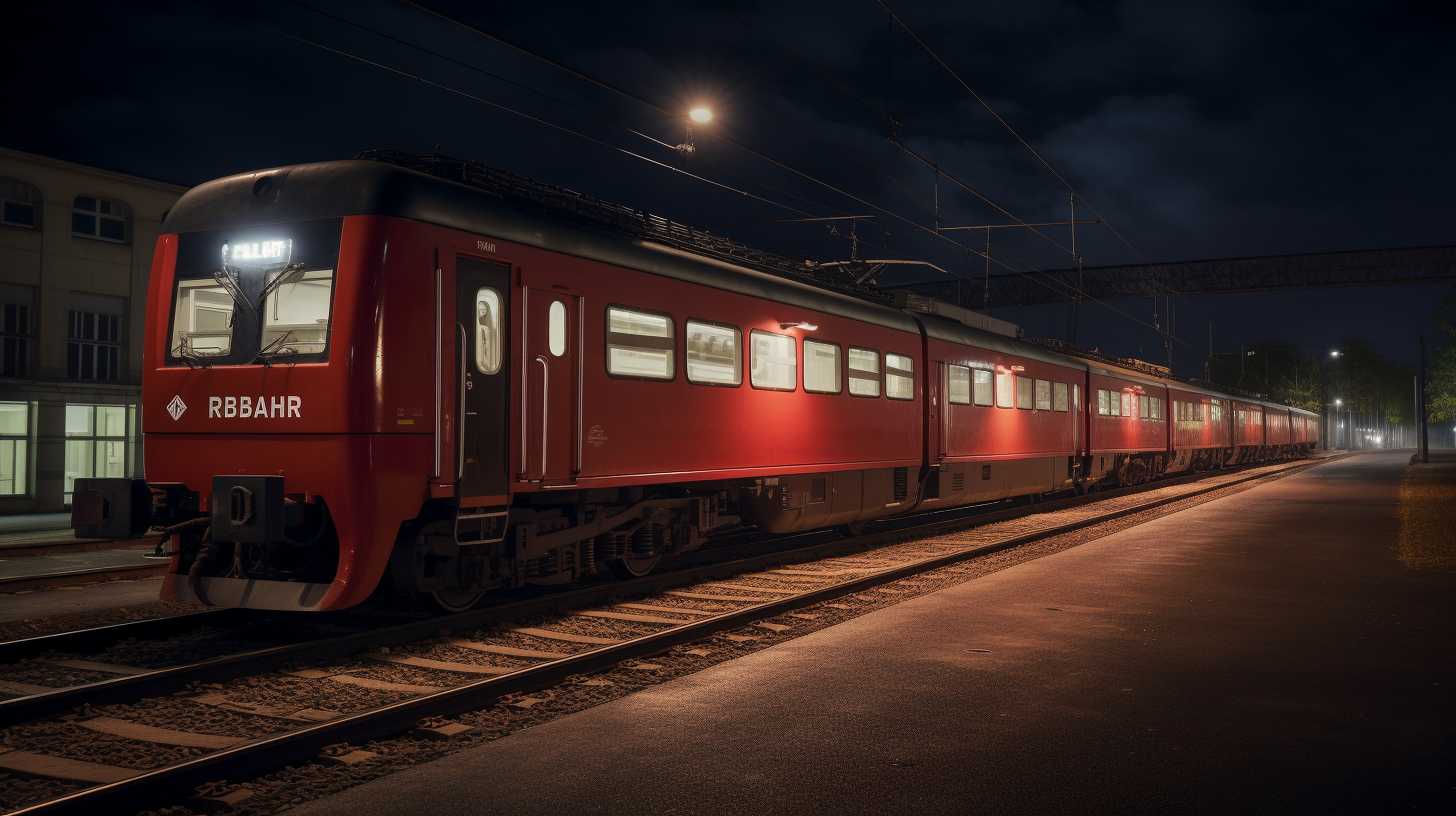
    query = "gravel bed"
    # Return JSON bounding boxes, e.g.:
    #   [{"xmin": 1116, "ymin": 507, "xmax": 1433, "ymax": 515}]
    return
[
  {"xmin": 404, "ymin": 645, "xmax": 537, "ymax": 671},
  {"xmin": 195, "ymin": 675, "xmax": 410, "ymax": 716},
  {"xmin": 459, "ymin": 629, "xmax": 597, "ymax": 655},
  {"xmin": 94, "ymin": 699, "xmax": 288, "ymax": 740},
  {"xmin": 517, "ymin": 615, "xmax": 662, "ymax": 640},
  {"xmin": 610, "ymin": 595, "xmax": 739, "ymax": 614},
  {"xmin": 0, "ymin": 662, "xmax": 121, "ymax": 689},
  {"xmin": 0, "ymin": 600, "xmax": 202, "ymax": 644},
  {"xmin": 2, "ymin": 721, "xmax": 208, "ymax": 769},
  {"xmin": 0, "ymin": 771, "xmax": 89, "ymax": 813},
  {"xmin": 324, "ymin": 659, "xmax": 472, "ymax": 690}
]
